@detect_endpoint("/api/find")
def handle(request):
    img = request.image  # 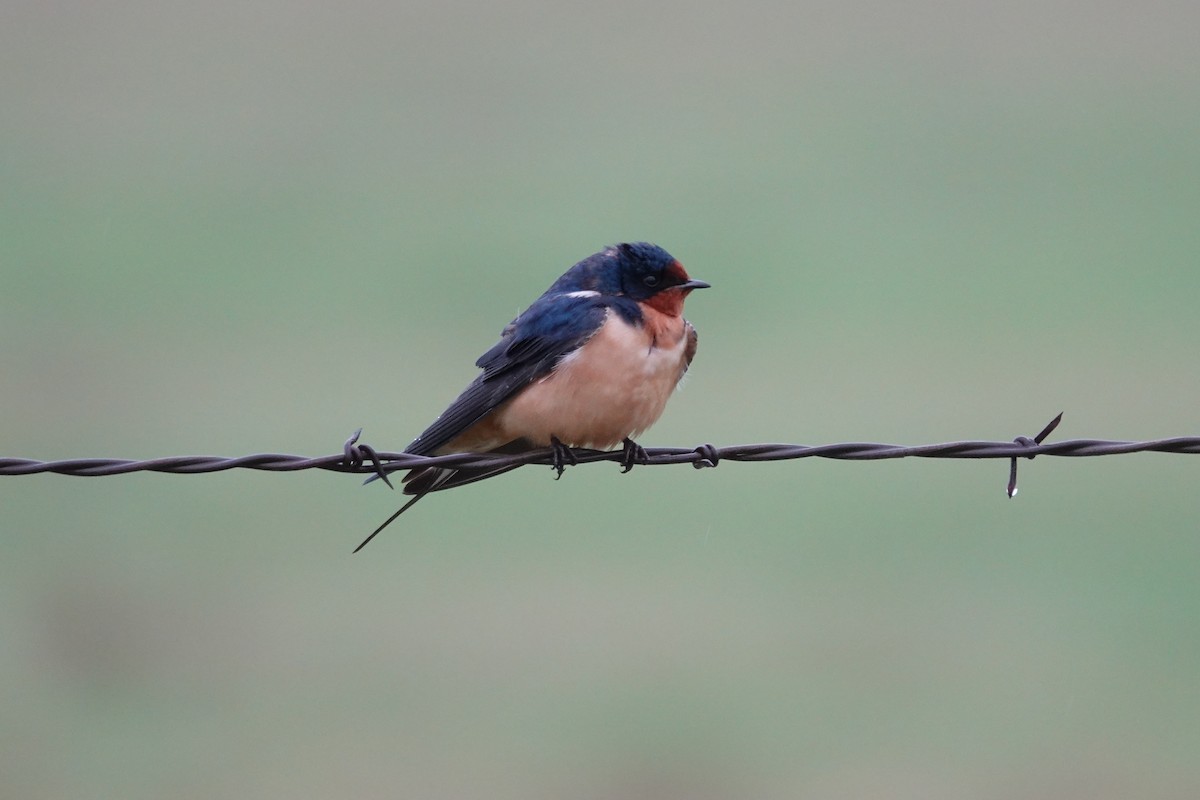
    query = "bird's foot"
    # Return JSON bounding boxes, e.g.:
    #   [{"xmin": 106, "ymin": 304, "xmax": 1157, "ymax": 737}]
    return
[
  {"xmin": 549, "ymin": 436, "xmax": 578, "ymax": 480},
  {"xmin": 619, "ymin": 437, "xmax": 649, "ymax": 473}
]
